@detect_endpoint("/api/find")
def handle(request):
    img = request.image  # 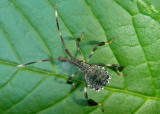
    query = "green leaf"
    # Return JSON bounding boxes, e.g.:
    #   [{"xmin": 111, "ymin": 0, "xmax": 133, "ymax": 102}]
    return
[{"xmin": 0, "ymin": 0, "xmax": 160, "ymax": 113}]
